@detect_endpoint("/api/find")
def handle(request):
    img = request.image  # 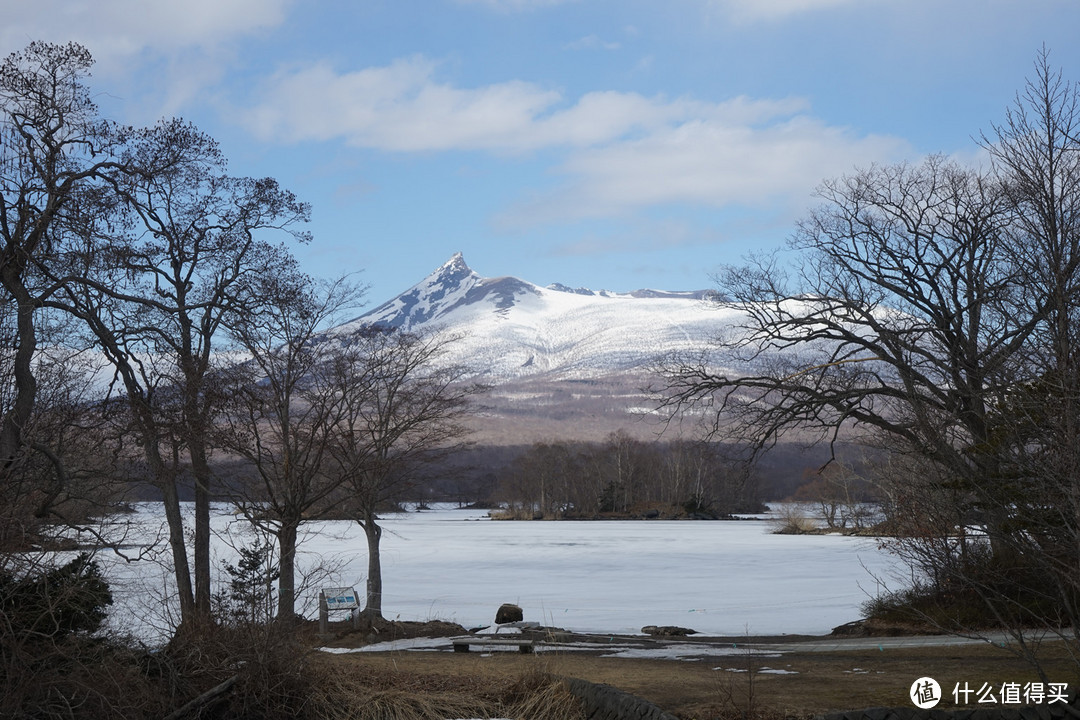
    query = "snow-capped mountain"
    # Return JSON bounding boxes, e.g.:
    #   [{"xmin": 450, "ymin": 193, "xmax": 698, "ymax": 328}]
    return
[
  {"xmin": 339, "ymin": 252, "xmax": 738, "ymax": 382},
  {"xmin": 329, "ymin": 253, "xmax": 763, "ymax": 442}
]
